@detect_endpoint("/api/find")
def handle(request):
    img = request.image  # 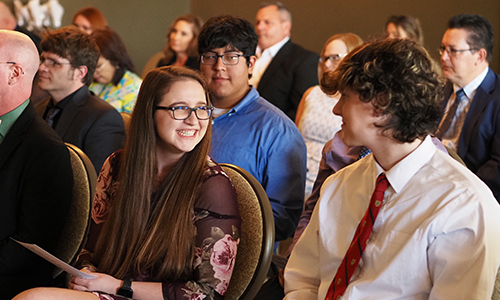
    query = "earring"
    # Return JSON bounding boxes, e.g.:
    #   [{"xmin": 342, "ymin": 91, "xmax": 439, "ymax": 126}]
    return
[{"xmin": 8, "ymin": 81, "xmax": 12, "ymax": 85}]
